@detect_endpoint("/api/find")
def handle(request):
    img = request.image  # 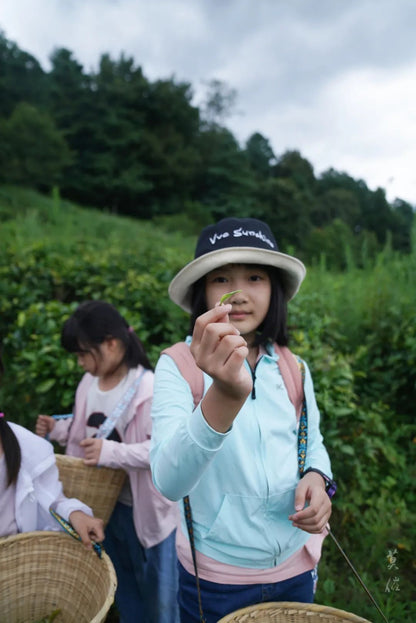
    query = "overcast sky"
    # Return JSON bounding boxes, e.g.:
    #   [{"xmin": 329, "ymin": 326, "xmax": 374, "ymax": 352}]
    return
[{"xmin": 1, "ymin": 0, "xmax": 415, "ymax": 206}]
